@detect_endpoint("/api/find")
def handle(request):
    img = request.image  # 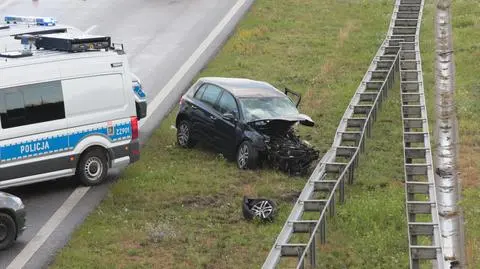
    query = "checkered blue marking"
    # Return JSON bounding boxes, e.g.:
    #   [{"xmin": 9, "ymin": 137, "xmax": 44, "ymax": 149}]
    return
[{"xmin": 0, "ymin": 122, "xmax": 131, "ymax": 162}]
